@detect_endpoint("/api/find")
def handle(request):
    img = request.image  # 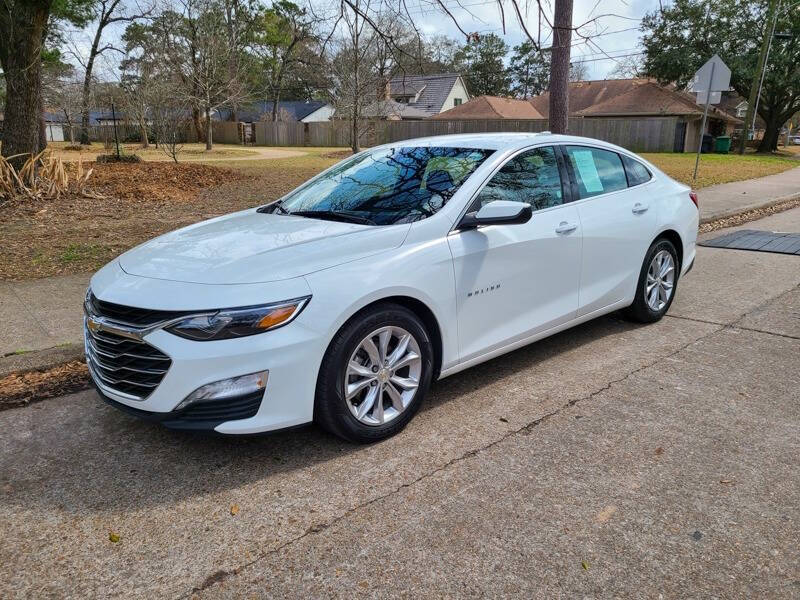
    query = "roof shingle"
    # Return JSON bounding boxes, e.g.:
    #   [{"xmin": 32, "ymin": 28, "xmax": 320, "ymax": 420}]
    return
[
  {"xmin": 430, "ymin": 95, "xmax": 544, "ymax": 119},
  {"xmin": 387, "ymin": 73, "xmax": 463, "ymax": 117},
  {"xmin": 529, "ymin": 79, "xmax": 741, "ymax": 123}
]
